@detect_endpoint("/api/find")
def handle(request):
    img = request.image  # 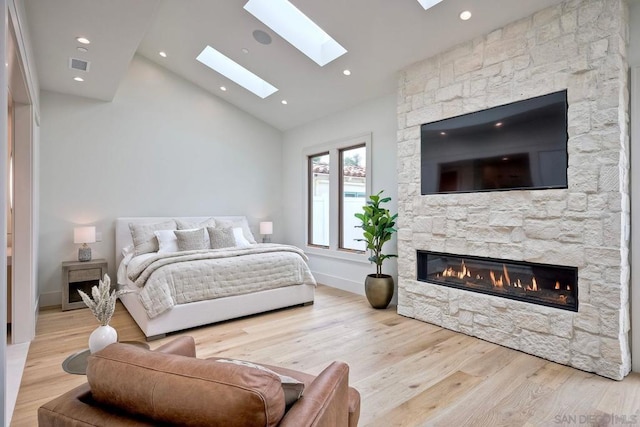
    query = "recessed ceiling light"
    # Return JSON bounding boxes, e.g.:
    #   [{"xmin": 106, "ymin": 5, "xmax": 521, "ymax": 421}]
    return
[
  {"xmin": 440, "ymin": 131, "xmax": 446, "ymax": 136},
  {"xmin": 495, "ymin": 122, "xmax": 503, "ymax": 127},
  {"xmin": 77, "ymin": 47, "xmax": 88, "ymax": 53},
  {"xmin": 343, "ymin": 69, "xmax": 351, "ymax": 76},
  {"xmin": 196, "ymin": 45, "xmax": 278, "ymax": 99},
  {"xmin": 73, "ymin": 76, "xmax": 84, "ymax": 82},
  {"xmin": 76, "ymin": 37, "xmax": 90, "ymax": 44},
  {"xmin": 460, "ymin": 10, "xmax": 472, "ymax": 20},
  {"xmin": 220, "ymin": 86, "xmax": 227, "ymax": 91},
  {"xmin": 242, "ymin": 48, "xmax": 249, "ymax": 54},
  {"xmin": 416, "ymin": 0, "xmax": 443, "ymax": 10},
  {"xmin": 159, "ymin": 51, "xmax": 167, "ymax": 58},
  {"xmin": 281, "ymin": 100, "xmax": 288, "ymax": 105},
  {"xmin": 244, "ymin": 0, "xmax": 347, "ymax": 66}
]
